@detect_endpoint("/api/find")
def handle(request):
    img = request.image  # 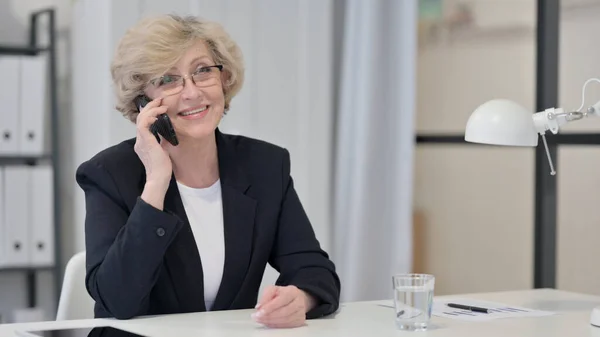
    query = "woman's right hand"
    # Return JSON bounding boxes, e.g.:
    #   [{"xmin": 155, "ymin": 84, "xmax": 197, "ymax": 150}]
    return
[{"xmin": 134, "ymin": 98, "xmax": 172, "ymax": 208}]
